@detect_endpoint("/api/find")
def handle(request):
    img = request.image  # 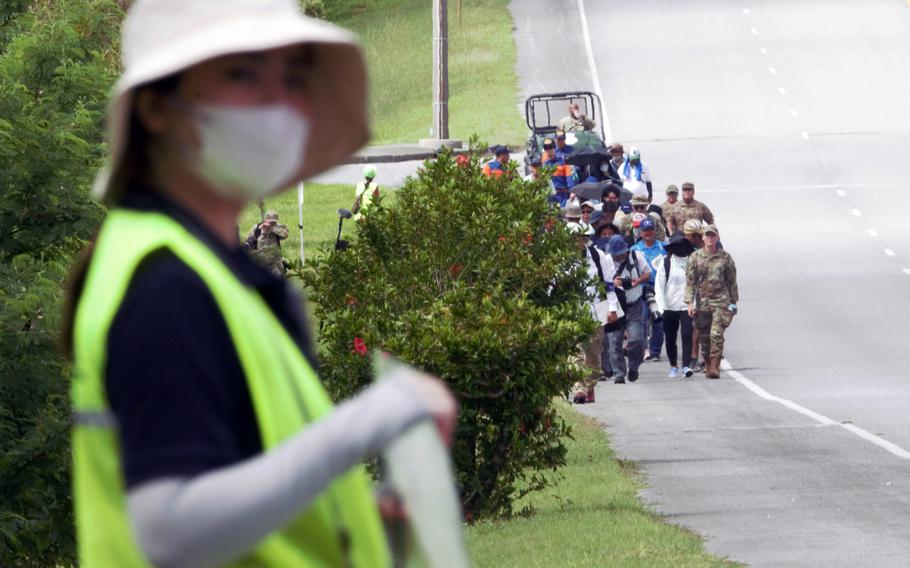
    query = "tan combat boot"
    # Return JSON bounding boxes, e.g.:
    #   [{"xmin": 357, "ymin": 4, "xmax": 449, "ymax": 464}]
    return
[{"xmin": 706, "ymin": 356, "xmax": 721, "ymax": 379}]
